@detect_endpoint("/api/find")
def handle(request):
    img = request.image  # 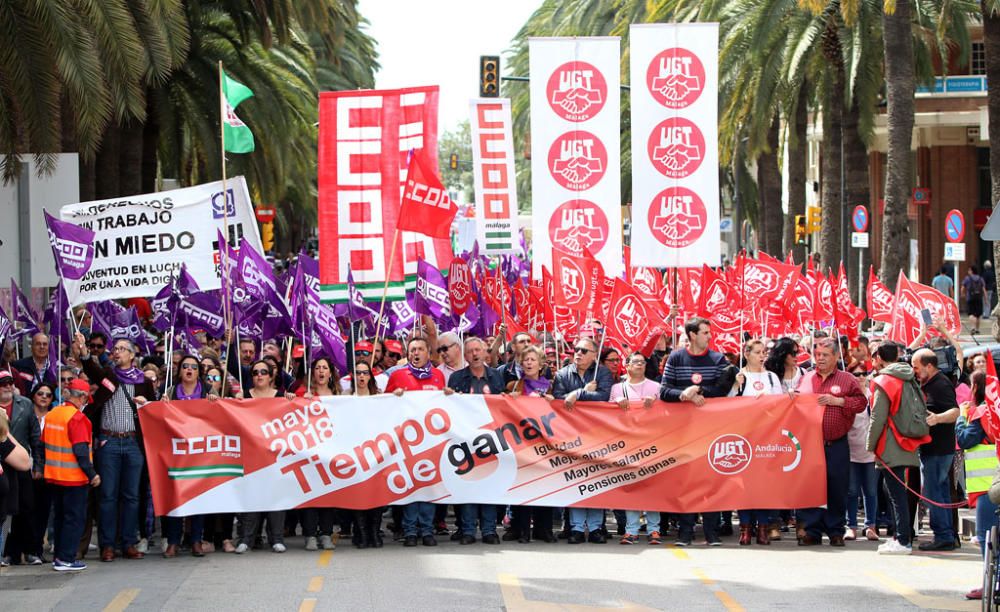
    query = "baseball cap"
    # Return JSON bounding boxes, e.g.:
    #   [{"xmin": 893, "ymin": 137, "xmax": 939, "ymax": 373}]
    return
[
  {"xmin": 355, "ymin": 341, "xmax": 374, "ymax": 353},
  {"xmin": 67, "ymin": 379, "xmax": 91, "ymax": 393},
  {"xmin": 0, "ymin": 369, "xmax": 12, "ymax": 383},
  {"xmin": 384, "ymin": 339, "xmax": 403, "ymax": 355}
]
